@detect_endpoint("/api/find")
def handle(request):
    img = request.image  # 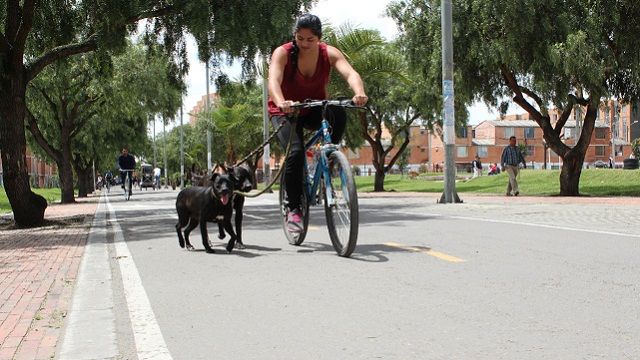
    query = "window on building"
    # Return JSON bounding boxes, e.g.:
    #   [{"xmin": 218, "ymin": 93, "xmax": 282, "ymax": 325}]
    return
[
  {"xmin": 421, "ymin": 147, "xmax": 426, "ymax": 153},
  {"xmin": 457, "ymin": 146, "xmax": 468, "ymax": 158},
  {"xmin": 504, "ymin": 127, "xmax": 515, "ymax": 138},
  {"xmin": 524, "ymin": 127, "xmax": 535, "ymax": 139},
  {"xmin": 604, "ymin": 112, "xmax": 610, "ymax": 125},
  {"xmin": 477, "ymin": 146, "xmax": 488, "ymax": 158},
  {"xmin": 564, "ymin": 128, "xmax": 572, "ymax": 139},
  {"xmin": 595, "ymin": 128, "xmax": 606, "ymax": 139},
  {"xmin": 595, "ymin": 146, "xmax": 606, "ymax": 156},
  {"xmin": 527, "ymin": 146, "xmax": 535, "ymax": 158},
  {"xmin": 456, "ymin": 126, "xmax": 468, "ymax": 138}
]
